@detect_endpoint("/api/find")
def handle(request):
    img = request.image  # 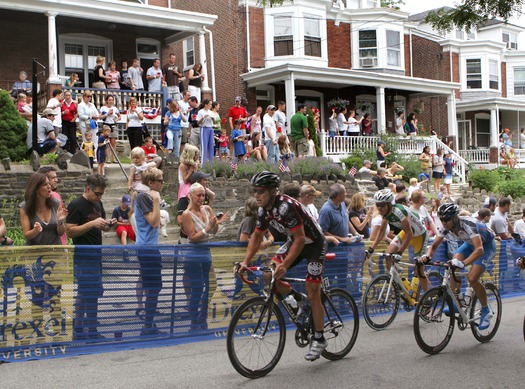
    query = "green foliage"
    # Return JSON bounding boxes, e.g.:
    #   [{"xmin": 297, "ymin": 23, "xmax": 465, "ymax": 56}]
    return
[
  {"xmin": 340, "ymin": 148, "xmax": 377, "ymax": 171},
  {"xmin": 257, "ymin": 0, "xmax": 291, "ymax": 7},
  {"xmin": 41, "ymin": 153, "xmax": 58, "ymax": 165},
  {"xmin": 498, "ymin": 180, "xmax": 525, "ymax": 199},
  {"xmin": 0, "ymin": 90, "xmax": 29, "ymax": 162},
  {"xmin": 468, "ymin": 169, "xmax": 499, "ymax": 192},
  {"xmin": 424, "ymin": 1, "xmax": 522, "ymax": 33},
  {"xmin": 306, "ymin": 108, "xmax": 322, "ymax": 157},
  {"xmin": 381, "ymin": 0, "xmax": 405, "ymax": 9},
  {"xmin": 201, "ymin": 159, "xmax": 232, "ymax": 177},
  {"xmin": 289, "ymin": 157, "xmax": 342, "ymax": 177},
  {"xmin": 395, "ymin": 155, "xmax": 422, "ymax": 182}
]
